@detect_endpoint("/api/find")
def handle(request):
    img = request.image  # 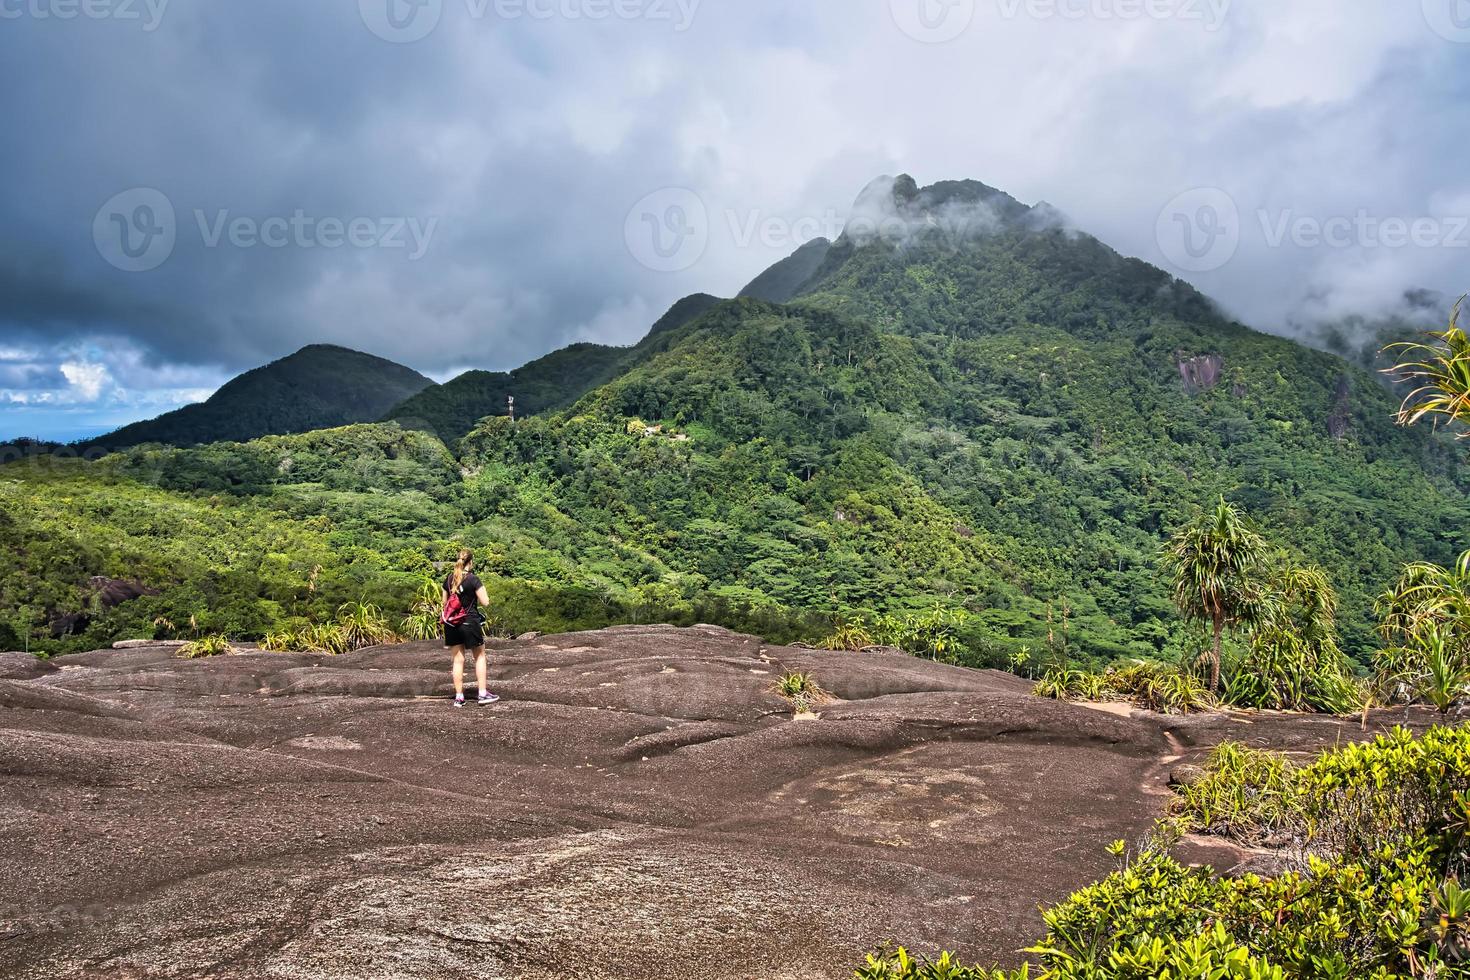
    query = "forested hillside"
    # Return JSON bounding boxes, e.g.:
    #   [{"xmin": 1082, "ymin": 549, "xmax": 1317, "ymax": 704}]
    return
[
  {"xmin": 90, "ymin": 345, "xmax": 432, "ymax": 450},
  {"xmin": 385, "ymin": 293, "xmax": 724, "ymax": 441},
  {"xmin": 6, "ymin": 176, "xmax": 1466, "ymax": 666}
]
